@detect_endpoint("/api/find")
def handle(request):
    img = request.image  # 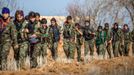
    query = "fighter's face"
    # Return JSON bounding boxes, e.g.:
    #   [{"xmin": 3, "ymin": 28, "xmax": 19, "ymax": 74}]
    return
[
  {"xmin": 51, "ymin": 21, "xmax": 56, "ymax": 25},
  {"xmin": 42, "ymin": 24, "xmax": 47, "ymax": 29},
  {"xmin": 30, "ymin": 17, "xmax": 35, "ymax": 22},
  {"xmin": 16, "ymin": 14, "xmax": 23, "ymax": 22},
  {"xmin": 2, "ymin": 13, "xmax": 9, "ymax": 19},
  {"xmin": 105, "ymin": 26, "xmax": 109, "ymax": 30},
  {"xmin": 114, "ymin": 25, "xmax": 118, "ymax": 29},
  {"xmin": 68, "ymin": 19, "xmax": 72, "ymax": 23},
  {"xmin": 98, "ymin": 28, "xmax": 102, "ymax": 32},
  {"xmin": 36, "ymin": 16, "xmax": 40, "ymax": 21},
  {"xmin": 124, "ymin": 25, "xmax": 128, "ymax": 30}
]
